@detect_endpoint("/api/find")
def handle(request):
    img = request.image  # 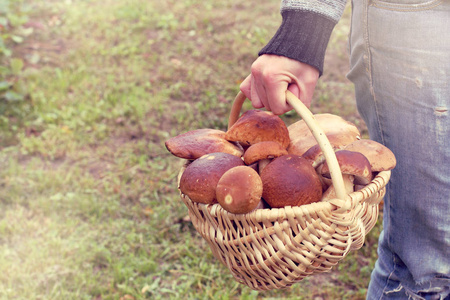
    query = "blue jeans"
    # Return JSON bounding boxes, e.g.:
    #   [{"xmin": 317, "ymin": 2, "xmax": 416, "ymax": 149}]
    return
[{"xmin": 347, "ymin": 0, "xmax": 450, "ymax": 299}]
